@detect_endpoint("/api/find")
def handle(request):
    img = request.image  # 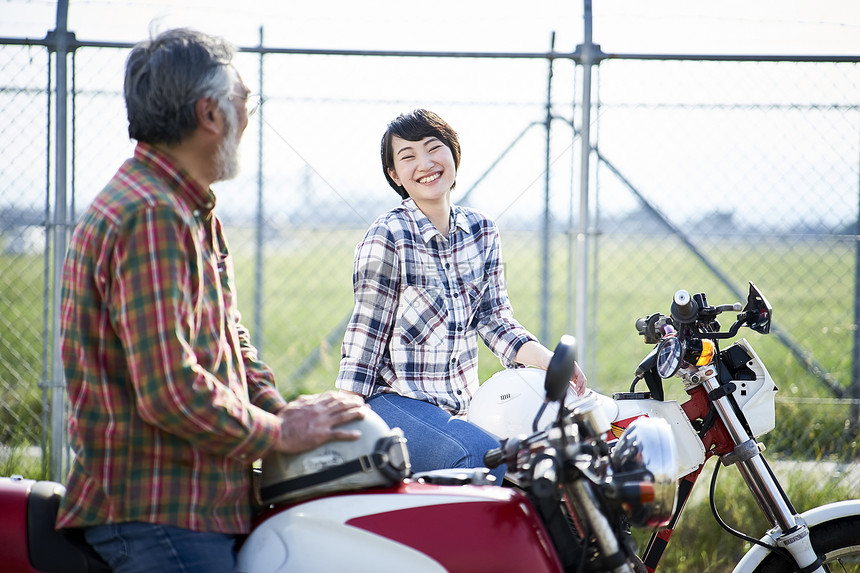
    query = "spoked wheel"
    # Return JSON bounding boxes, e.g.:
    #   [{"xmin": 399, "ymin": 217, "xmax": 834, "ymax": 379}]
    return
[{"xmin": 752, "ymin": 516, "xmax": 860, "ymax": 572}]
